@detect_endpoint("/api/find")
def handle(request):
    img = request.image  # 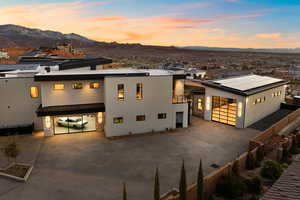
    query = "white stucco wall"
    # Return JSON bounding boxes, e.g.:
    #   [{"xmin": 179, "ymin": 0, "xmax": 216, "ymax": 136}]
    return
[
  {"xmin": 244, "ymin": 85, "xmax": 286, "ymax": 127},
  {"xmin": 40, "ymin": 80, "xmax": 104, "ymax": 107},
  {"xmin": 104, "ymin": 76, "xmax": 188, "ymax": 137},
  {"xmin": 204, "ymin": 87, "xmax": 245, "ymax": 128},
  {"xmin": 0, "ymin": 77, "xmax": 42, "ymax": 130},
  {"xmin": 204, "ymin": 85, "xmax": 286, "ymax": 128}
]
